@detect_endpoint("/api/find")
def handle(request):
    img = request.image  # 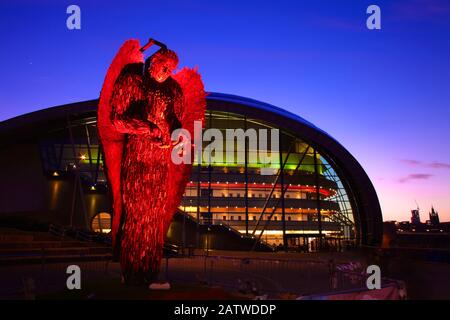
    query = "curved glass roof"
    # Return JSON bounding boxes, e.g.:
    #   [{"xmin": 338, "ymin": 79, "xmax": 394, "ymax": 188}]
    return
[
  {"xmin": 207, "ymin": 92, "xmax": 334, "ymax": 141},
  {"xmin": 2, "ymin": 92, "xmax": 334, "ymax": 143}
]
